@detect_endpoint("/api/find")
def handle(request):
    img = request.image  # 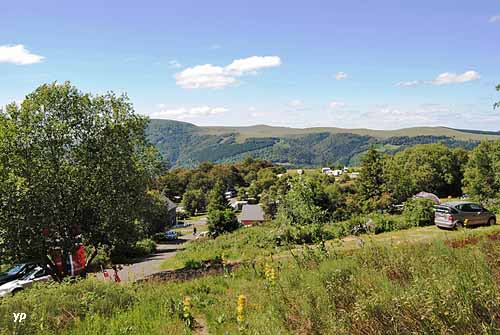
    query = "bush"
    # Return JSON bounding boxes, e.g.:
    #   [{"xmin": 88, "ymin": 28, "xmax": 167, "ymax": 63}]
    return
[
  {"xmin": 207, "ymin": 209, "xmax": 240, "ymax": 237},
  {"xmin": 403, "ymin": 197, "xmax": 435, "ymax": 227},
  {"xmin": 111, "ymin": 239, "xmax": 156, "ymax": 263}
]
